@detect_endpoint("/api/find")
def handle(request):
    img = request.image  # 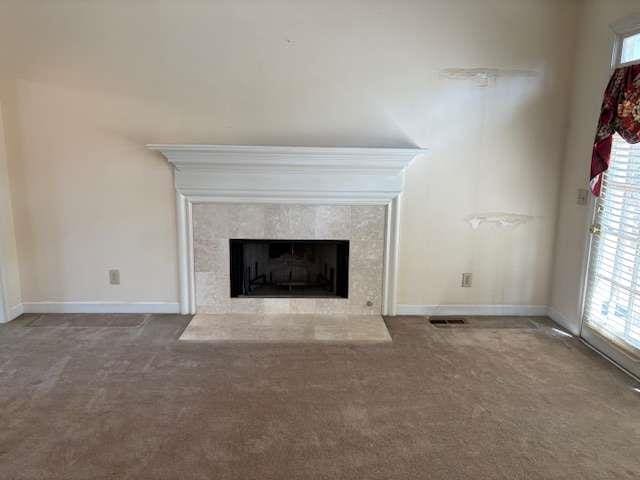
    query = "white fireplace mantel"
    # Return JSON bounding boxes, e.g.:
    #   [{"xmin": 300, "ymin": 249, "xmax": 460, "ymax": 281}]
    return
[{"xmin": 148, "ymin": 144, "xmax": 427, "ymax": 315}]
